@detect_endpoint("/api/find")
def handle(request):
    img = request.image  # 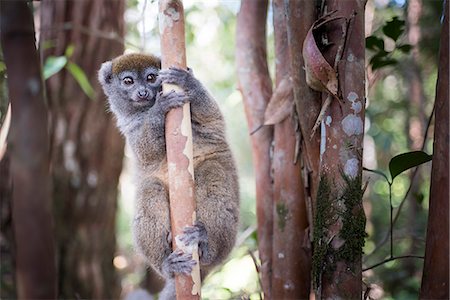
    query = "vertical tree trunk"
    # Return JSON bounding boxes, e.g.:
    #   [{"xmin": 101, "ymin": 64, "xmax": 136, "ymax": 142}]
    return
[
  {"xmin": 40, "ymin": 1, "xmax": 125, "ymax": 298},
  {"xmin": 420, "ymin": 1, "xmax": 449, "ymax": 298},
  {"xmin": 0, "ymin": 1, "xmax": 57, "ymax": 298},
  {"xmin": 158, "ymin": 0, "xmax": 201, "ymax": 298},
  {"xmin": 313, "ymin": 1, "xmax": 366, "ymax": 298},
  {"xmin": 236, "ymin": 1, "xmax": 274, "ymax": 298},
  {"xmin": 271, "ymin": 0, "xmax": 310, "ymax": 298},
  {"xmin": 0, "ymin": 154, "xmax": 16, "ymax": 299},
  {"xmin": 284, "ymin": 0, "xmax": 321, "ymax": 216}
]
